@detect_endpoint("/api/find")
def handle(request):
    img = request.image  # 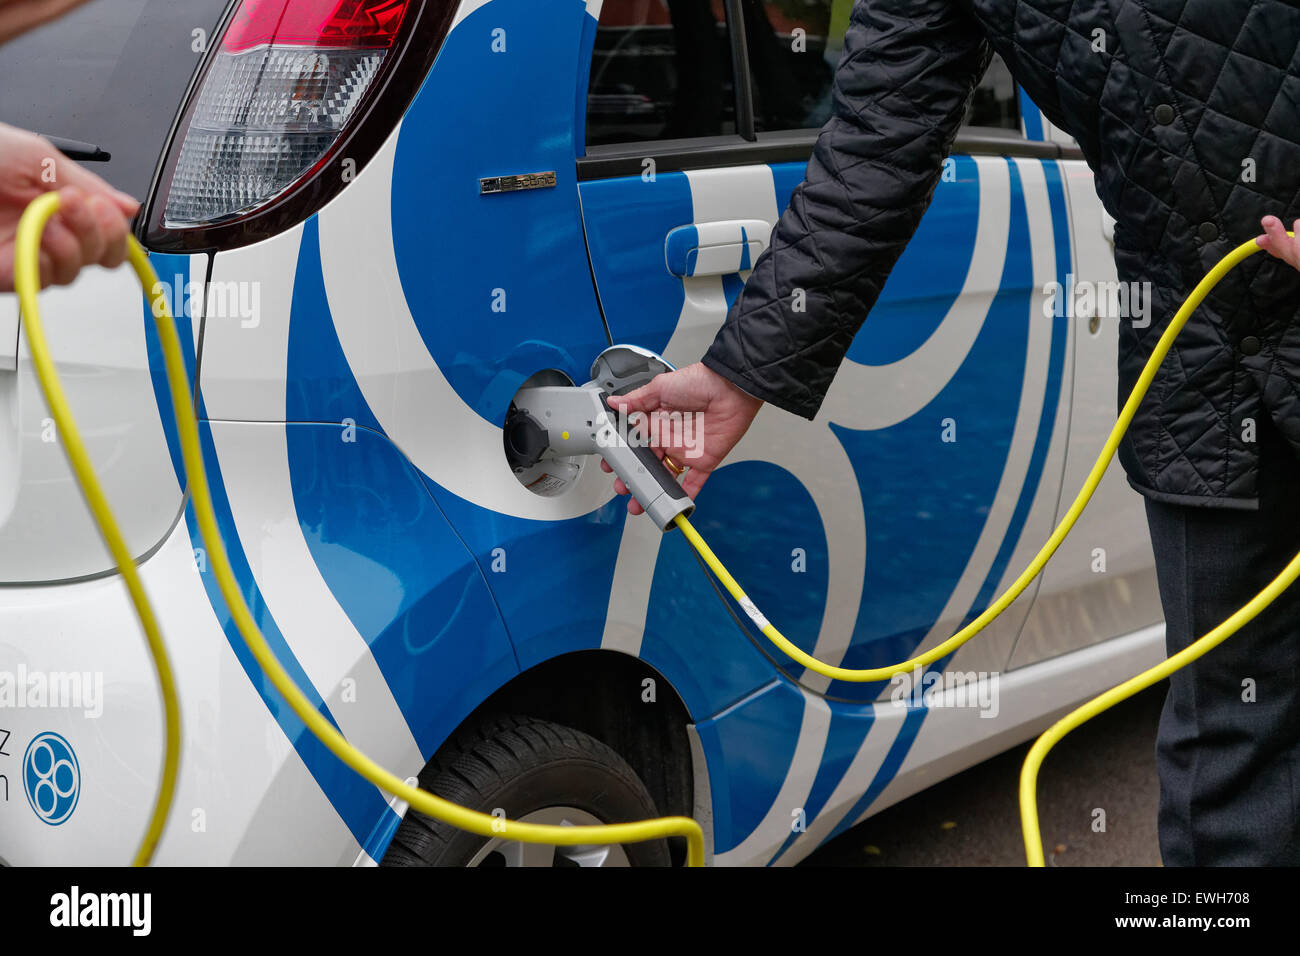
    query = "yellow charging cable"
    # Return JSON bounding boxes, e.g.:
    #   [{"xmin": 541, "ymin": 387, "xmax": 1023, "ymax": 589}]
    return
[
  {"xmin": 1015, "ymin": 238, "xmax": 1300, "ymax": 866},
  {"xmin": 15, "ymin": 192, "xmax": 705, "ymax": 868},
  {"xmin": 15, "ymin": 200, "xmax": 182, "ymax": 868},
  {"xmin": 18, "ymin": 185, "xmax": 1291, "ymax": 869},
  {"xmin": 1017, "ymin": 541, "xmax": 1300, "ymax": 865},
  {"xmin": 674, "ymin": 234, "xmax": 1291, "ymax": 866}
]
